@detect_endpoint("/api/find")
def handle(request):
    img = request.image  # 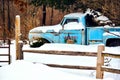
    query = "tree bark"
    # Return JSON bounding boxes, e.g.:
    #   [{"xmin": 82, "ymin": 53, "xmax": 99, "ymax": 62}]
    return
[
  {"xmin": 7, "ymin": 0, "xmax": 11, "ymax": 31},
  {"xmin": 50, "ymin": 7, "xmax": 54, "ymax": 25},
  {"xmin": 1, "ymin": 0, "xmax": 6, "ymax": 40},
  {"xmin": 42, "ymin": 5, "xmax": 46, "ymax": 25}
]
